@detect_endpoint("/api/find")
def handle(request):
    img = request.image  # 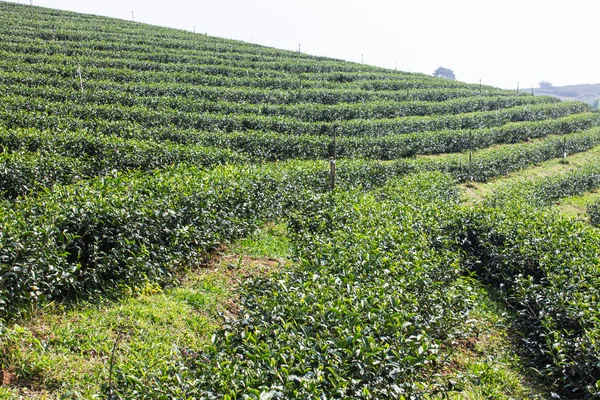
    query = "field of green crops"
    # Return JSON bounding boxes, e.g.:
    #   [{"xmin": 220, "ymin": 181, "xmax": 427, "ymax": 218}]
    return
[{"xmin": 1, "ymin": 2, "xmax": 600, "ymax": 399}]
